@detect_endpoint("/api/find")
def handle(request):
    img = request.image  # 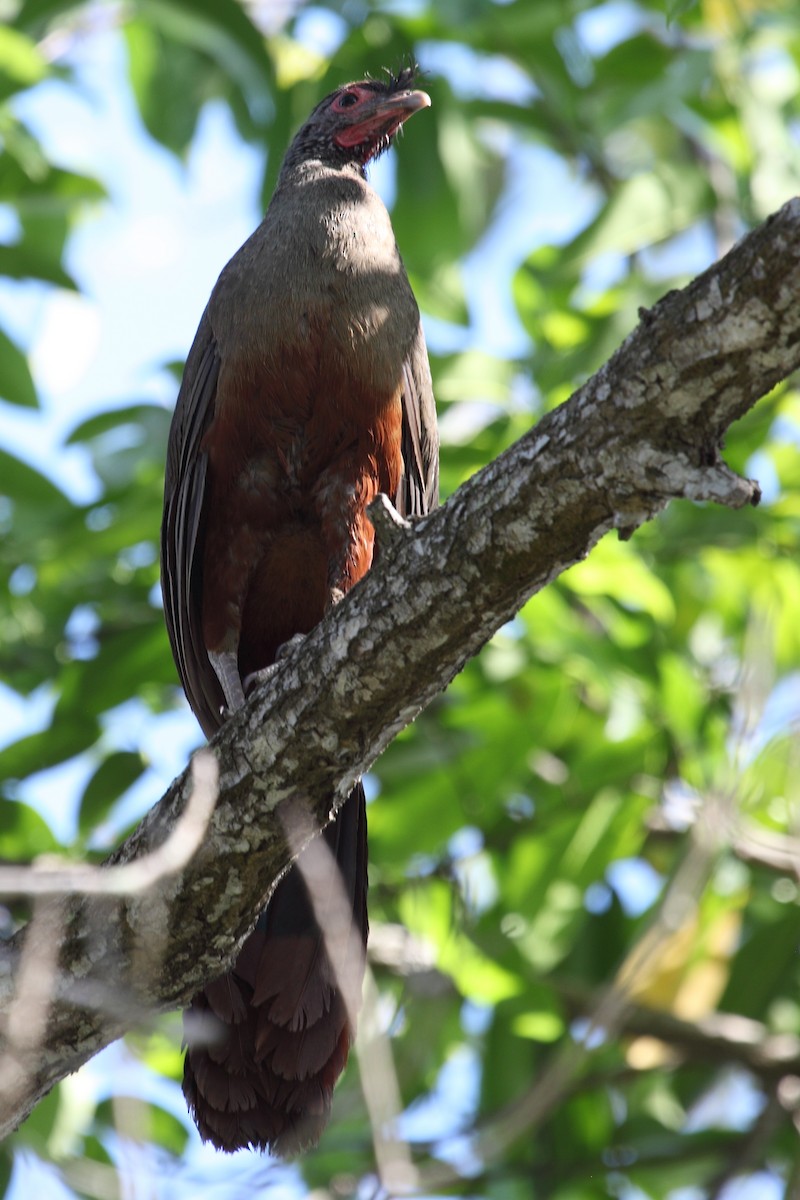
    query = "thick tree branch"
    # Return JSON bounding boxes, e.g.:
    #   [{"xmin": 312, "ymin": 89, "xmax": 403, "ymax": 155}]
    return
[{"xmin": 2, "ymin": 197, "xmax": 800, "ymax": 1137}]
